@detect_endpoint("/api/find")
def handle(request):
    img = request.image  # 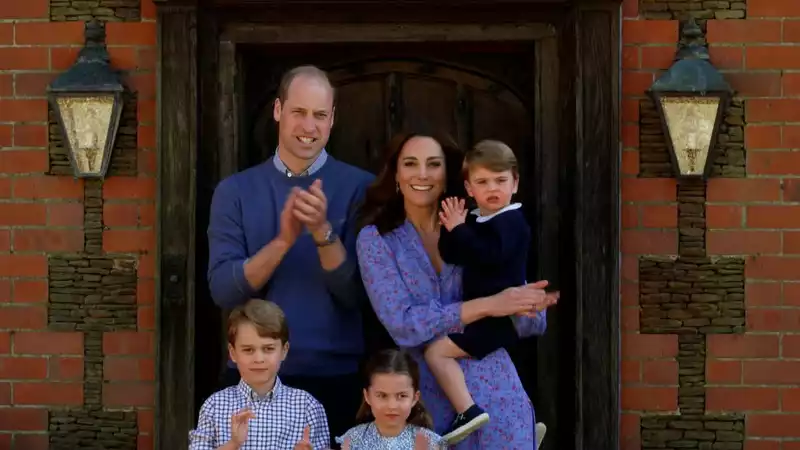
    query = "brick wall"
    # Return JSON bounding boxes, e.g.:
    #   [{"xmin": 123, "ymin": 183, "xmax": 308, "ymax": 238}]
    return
[
  {"xmin": 0, "ymin": 0, "xmax": 156, "ymax": 449},
  {"xmin": 621, "ymin": 0, "xmax": 800, "ymax": 449}
]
